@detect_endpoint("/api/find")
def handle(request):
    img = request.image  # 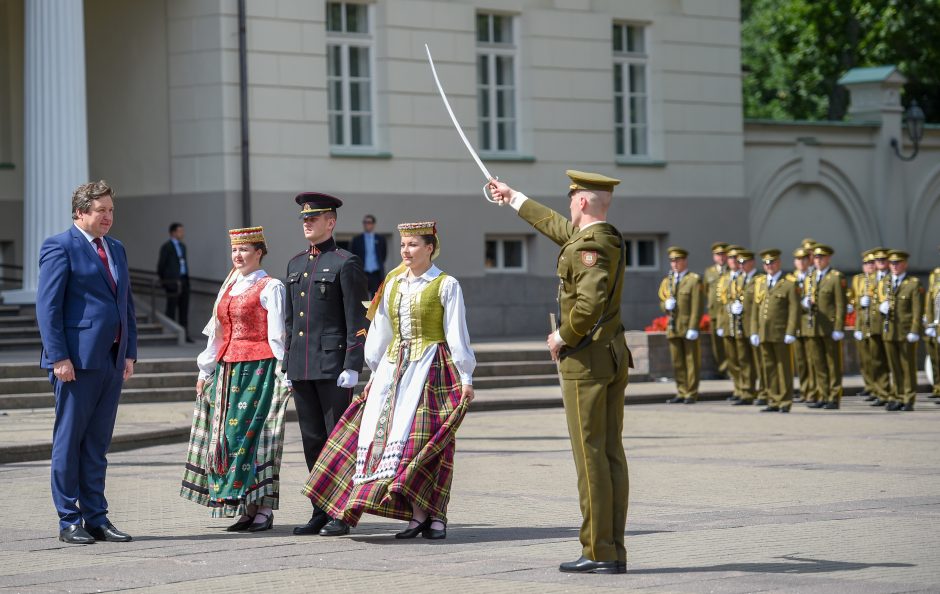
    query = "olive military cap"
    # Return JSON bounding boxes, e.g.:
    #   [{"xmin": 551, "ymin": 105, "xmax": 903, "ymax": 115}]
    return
[
  {"xmin": 887, "ymin": 250, "xmax": 909, "ymax": 262},
  {"xmin": 871, "ymin": 247, "xmax": 889, "ymax": 260},
  {"xmin": 711, "ymin": 242, "xmax": 729, "ymax": 254},
  {"xmin": 812, "ymin": 244, "xmax": 834, "ymax": 256},
  {"xmin": 793, "ymin": 247, "xmax": 809, "ymax": 258},
  {"xmin": 861, "ymin": 249, "xmax": 876, "ymax": 263},
  {"xmin": 736, "ymin": 249, "xmax": 755, "ymax": 262},
  {"xmin": 760, "ymin": 248, "xmax": 781, "ymax": 263},
  {"xmin": 566, "ymin": 170, "xmax": 621, "ymax": 192},
  {"xmin": 726, "ymin": 244, "xmax": 744, "ymax": 258},
  {"xmin": 667, "ymin": 246, "xmax": 689, "ymax": 259},
  {"xmin": 801, "ymin": 238, "xmax": 818, "ymax": 250}
]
